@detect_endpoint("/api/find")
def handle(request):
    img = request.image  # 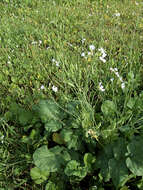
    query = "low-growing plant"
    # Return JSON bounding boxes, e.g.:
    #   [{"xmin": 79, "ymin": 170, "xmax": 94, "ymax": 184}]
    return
[{"xmin": 3, "ymin": 95, "xmax": 143, "ymax": 189}]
